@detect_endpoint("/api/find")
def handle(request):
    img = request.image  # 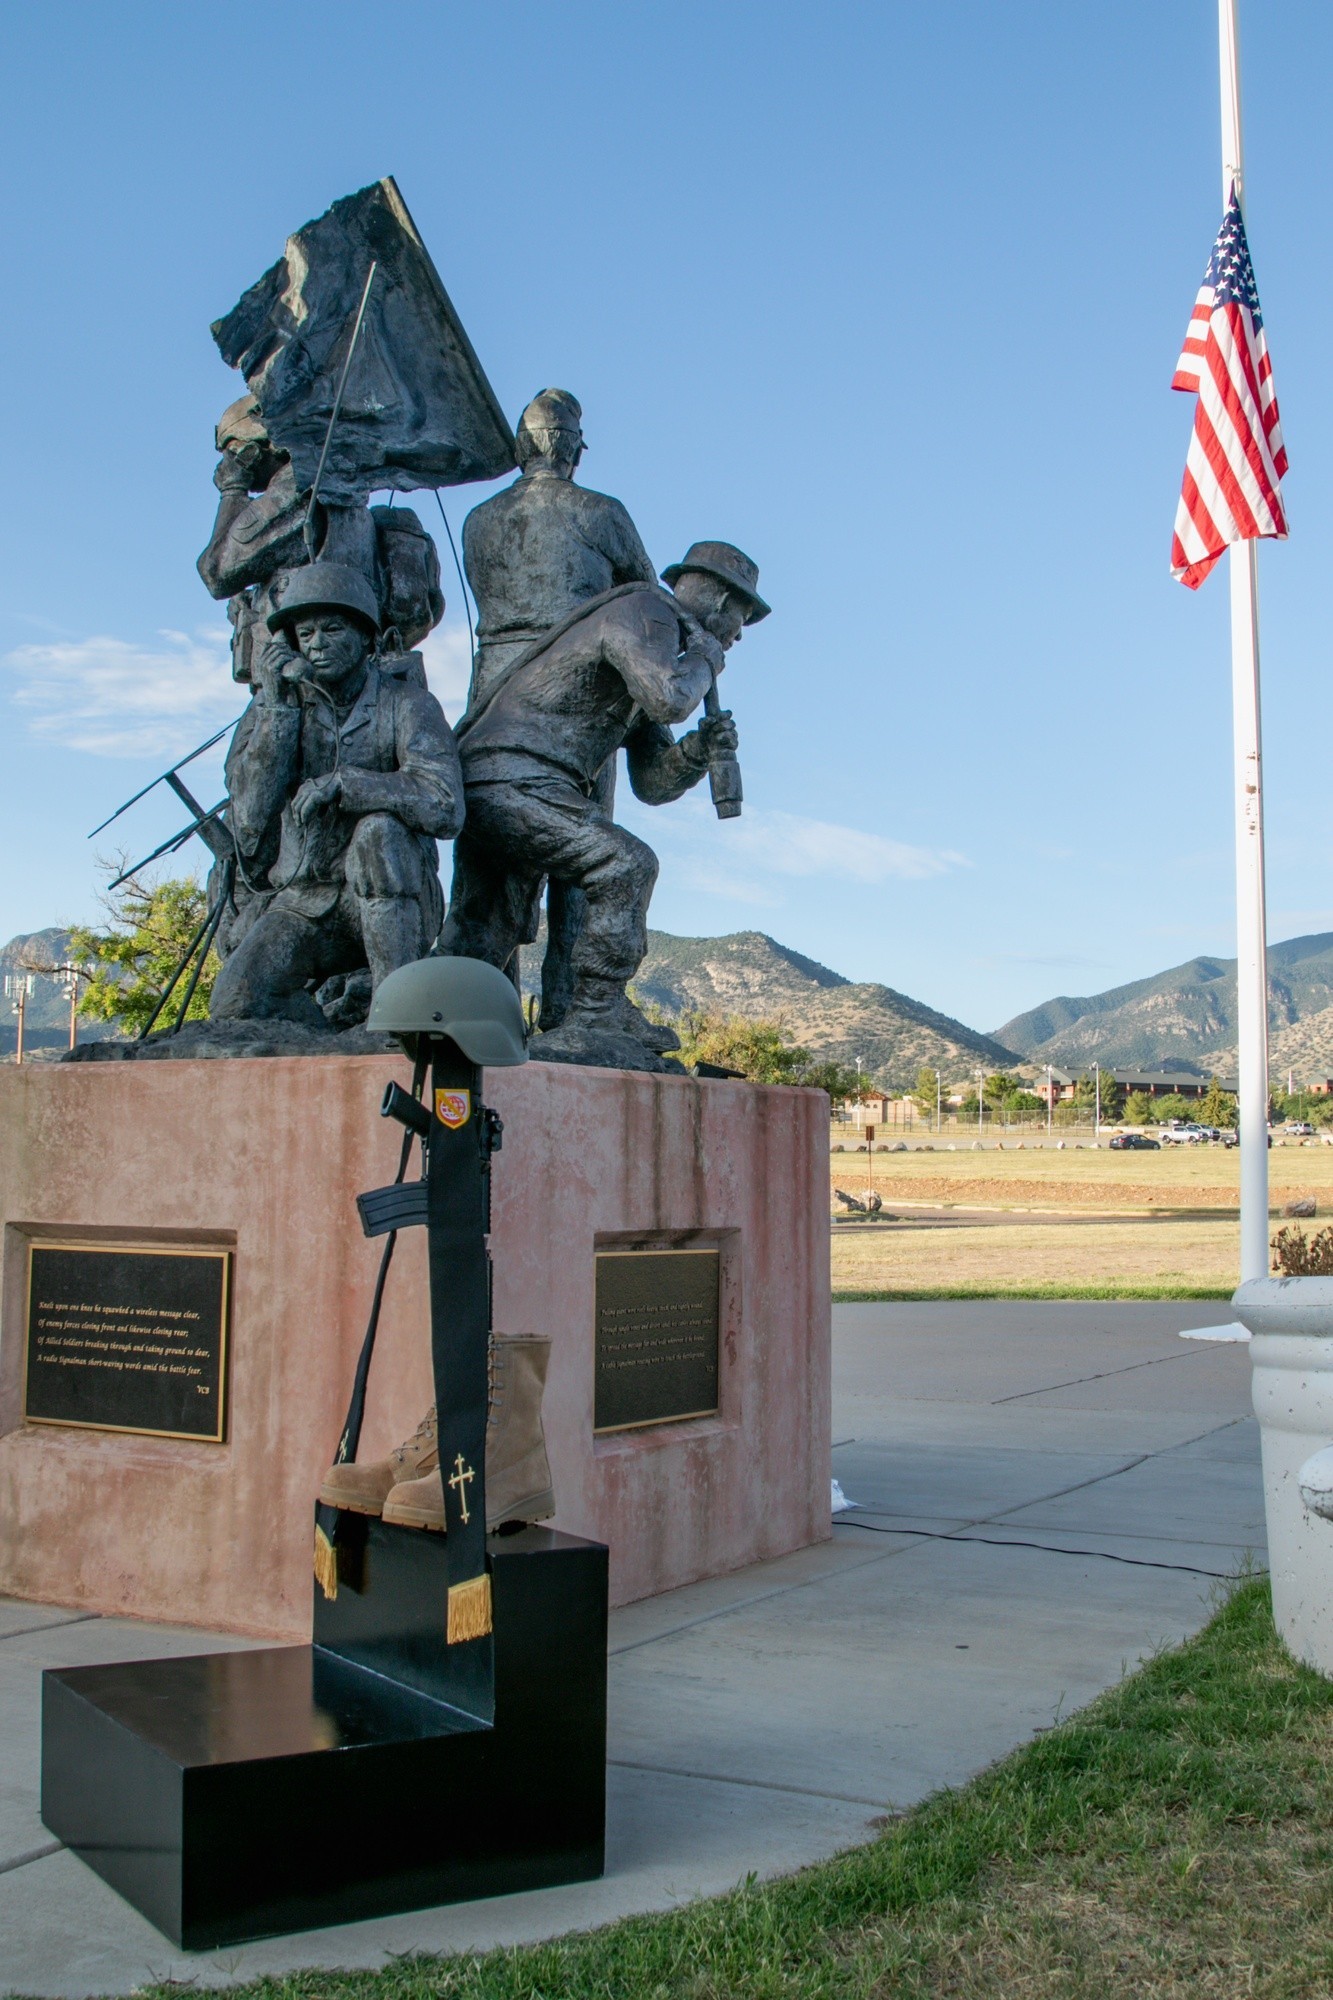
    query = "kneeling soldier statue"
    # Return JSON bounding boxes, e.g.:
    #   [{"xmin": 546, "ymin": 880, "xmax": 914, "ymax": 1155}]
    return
[{"xmin": 210, "ymin": 562, "xmax": 464, "ymax": 1026}]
